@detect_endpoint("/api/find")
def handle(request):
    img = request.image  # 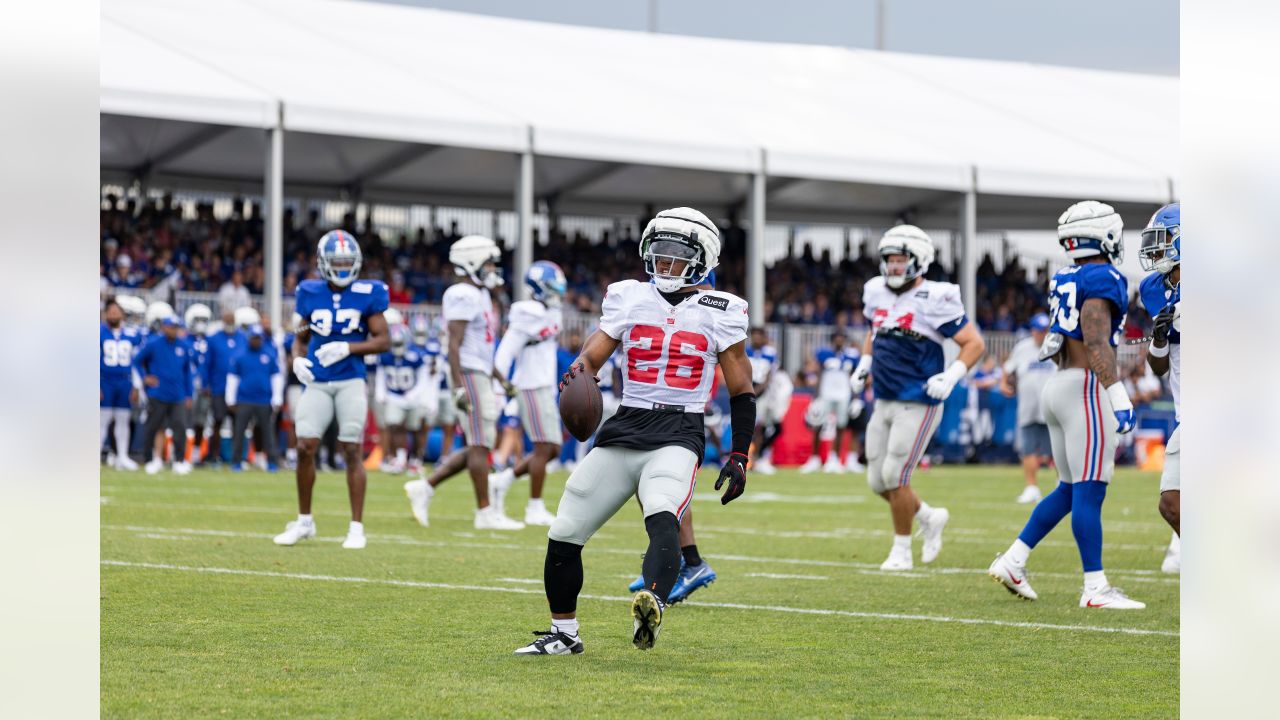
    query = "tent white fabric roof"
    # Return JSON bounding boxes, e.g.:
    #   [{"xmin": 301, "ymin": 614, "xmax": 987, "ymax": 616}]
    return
[{"xmin": 101, "ymin": 0, "xmax": 1178, "ymax": 228}]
